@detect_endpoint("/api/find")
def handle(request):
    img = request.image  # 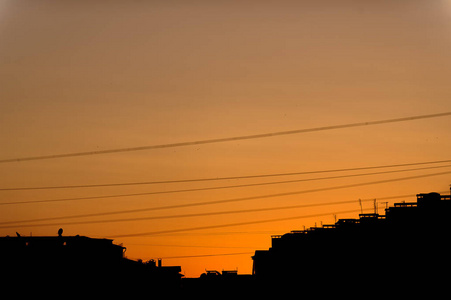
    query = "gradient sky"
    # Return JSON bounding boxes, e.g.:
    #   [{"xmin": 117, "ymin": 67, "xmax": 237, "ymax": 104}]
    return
[{"xmin": 1, "ymin": 0, "xmax": 451, "ymax": 277}]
